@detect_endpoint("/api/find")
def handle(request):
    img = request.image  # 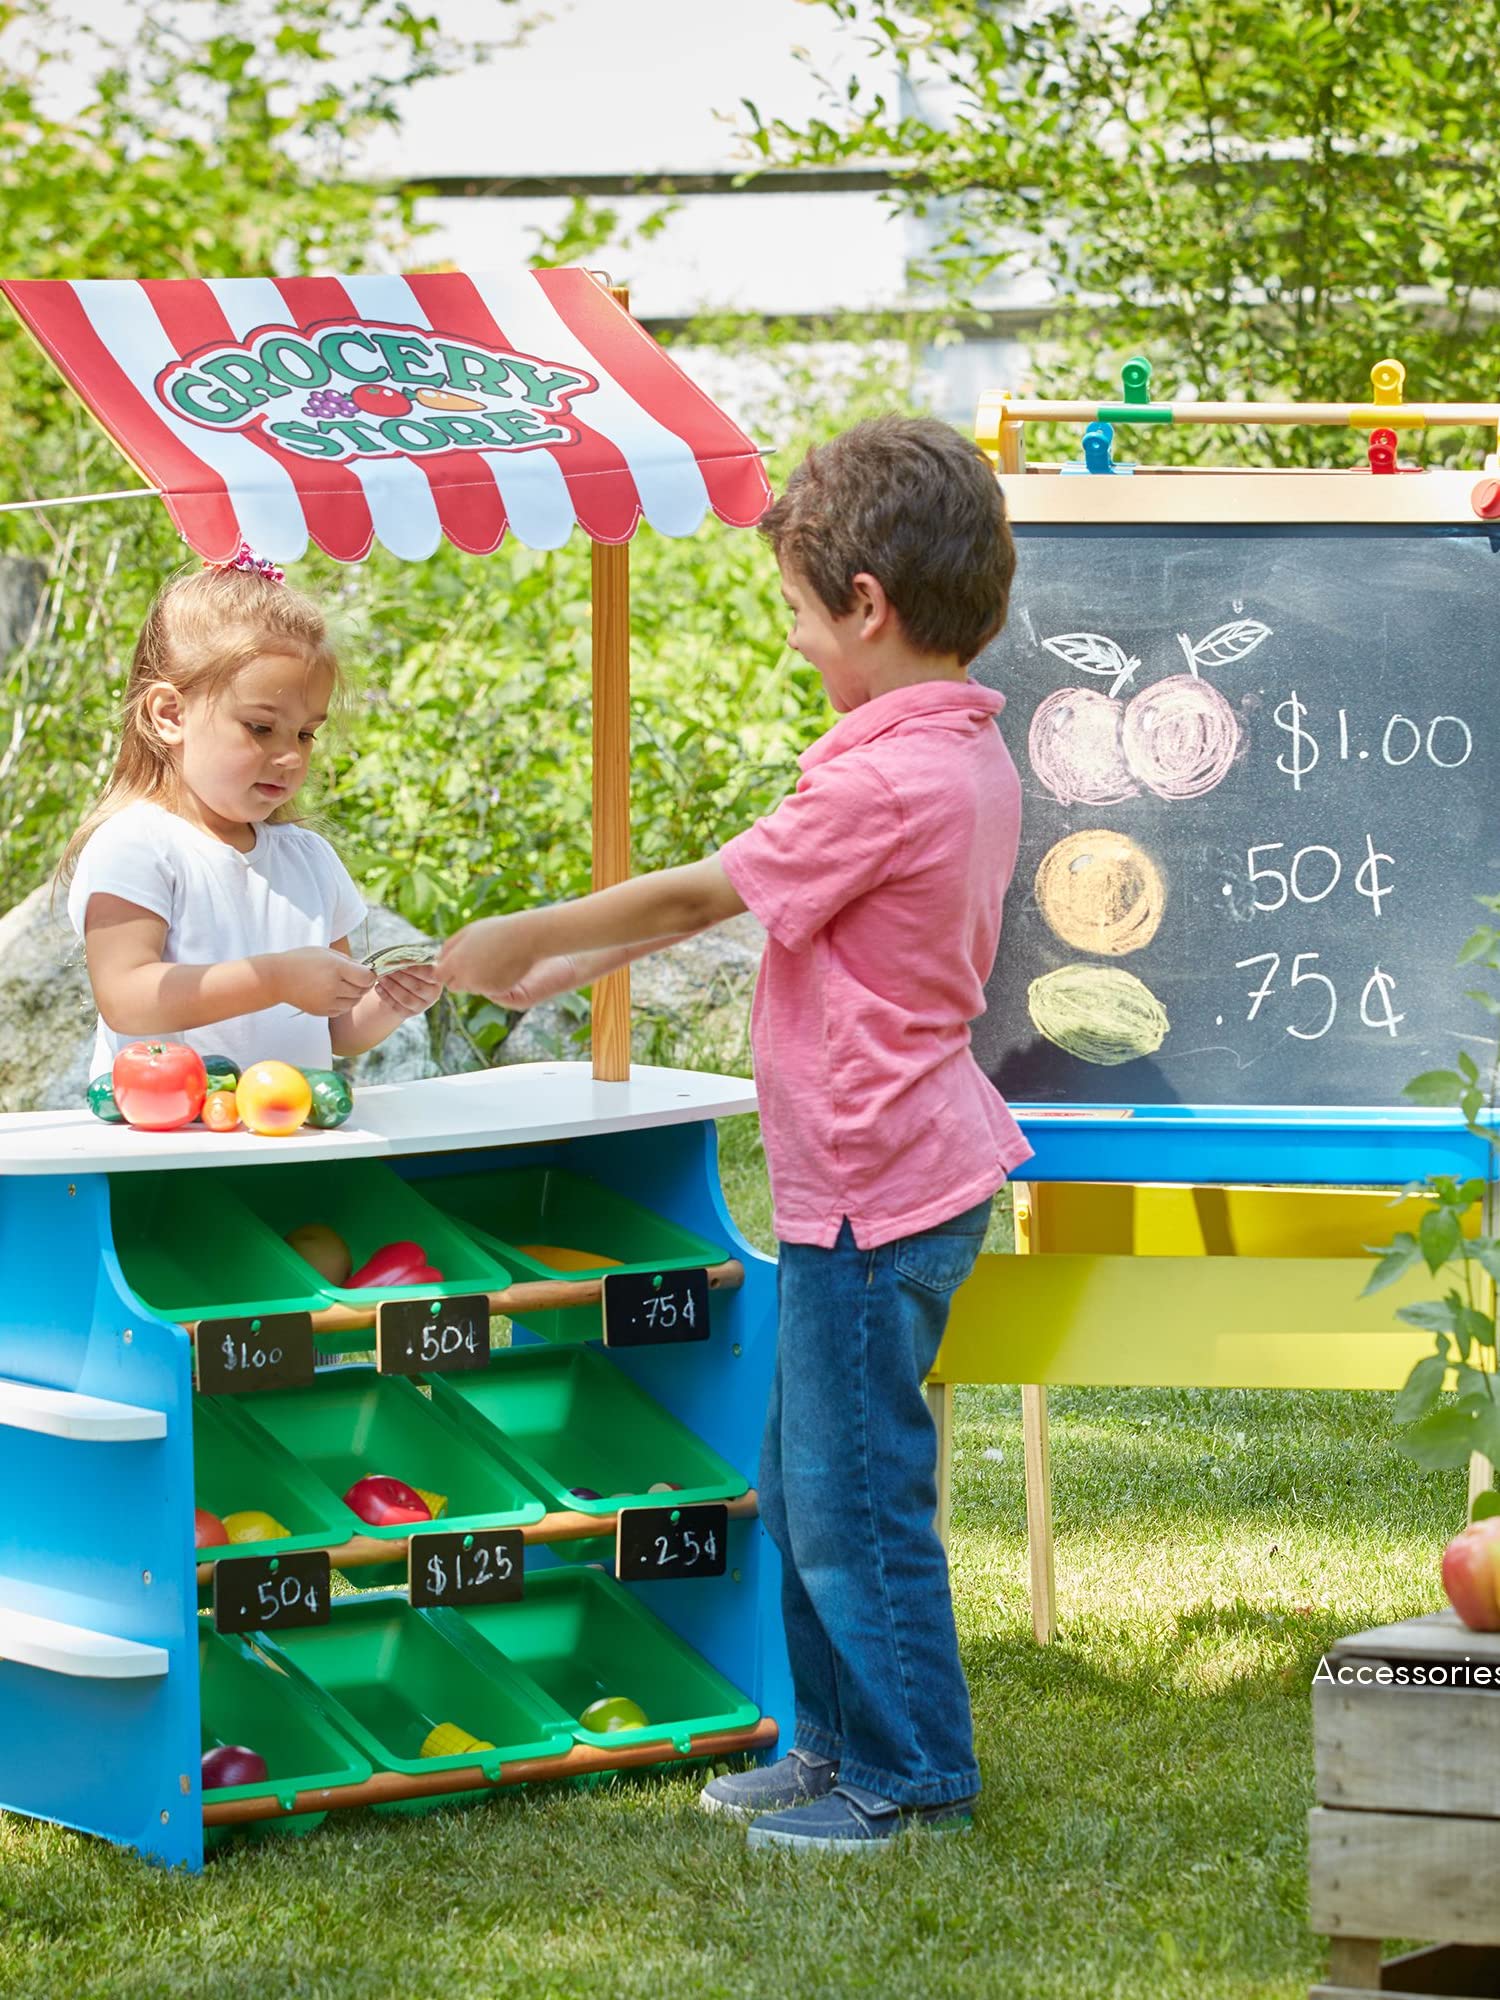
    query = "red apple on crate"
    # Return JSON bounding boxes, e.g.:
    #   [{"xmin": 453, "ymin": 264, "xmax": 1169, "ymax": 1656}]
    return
[
  {"xmin": 201, "ymin": 1744, "xmax": 269, "ymax": 1789},
  {"xmin": 1441, "ymin": 1516, "xmax": 1500, "ymax": 1630},
  {"xmin": 344, "ymin": 1474, "xmax": 432, "ymax": 1527}
]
